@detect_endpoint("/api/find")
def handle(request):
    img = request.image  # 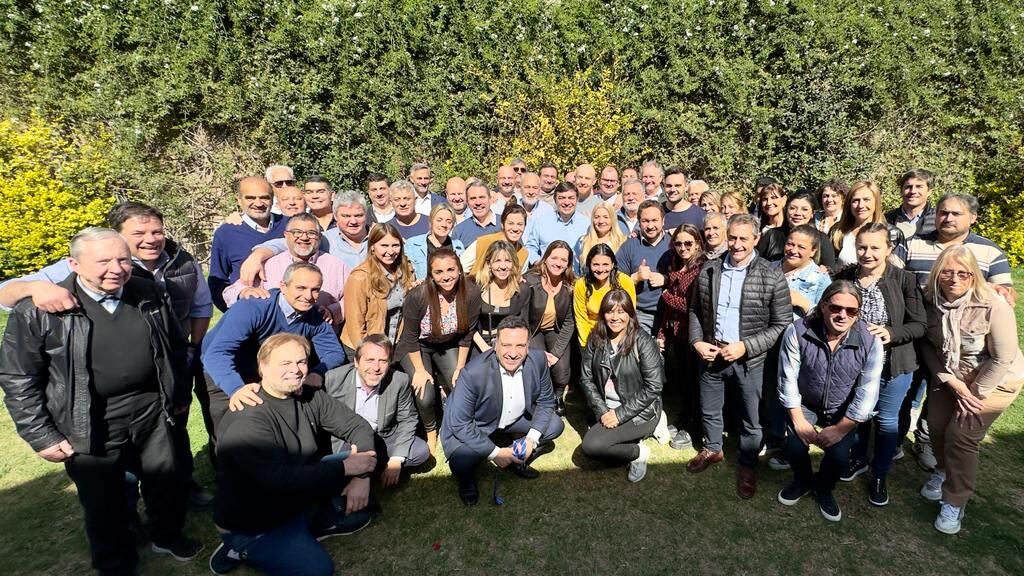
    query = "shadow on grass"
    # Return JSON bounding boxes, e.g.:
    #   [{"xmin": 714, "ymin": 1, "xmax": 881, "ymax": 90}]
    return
[{"xmin": 2, "ymin": 416, "xmax": 1023, "ymax": 576}]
